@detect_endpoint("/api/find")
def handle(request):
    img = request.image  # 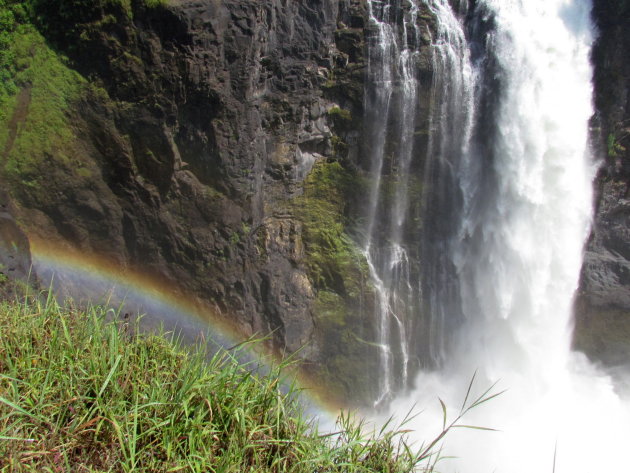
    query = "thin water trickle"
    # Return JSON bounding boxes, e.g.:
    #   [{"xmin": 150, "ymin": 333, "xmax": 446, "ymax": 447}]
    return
[{"xmin": 364, "ymin": 0, "xmax": 425, "ymax": 406}]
